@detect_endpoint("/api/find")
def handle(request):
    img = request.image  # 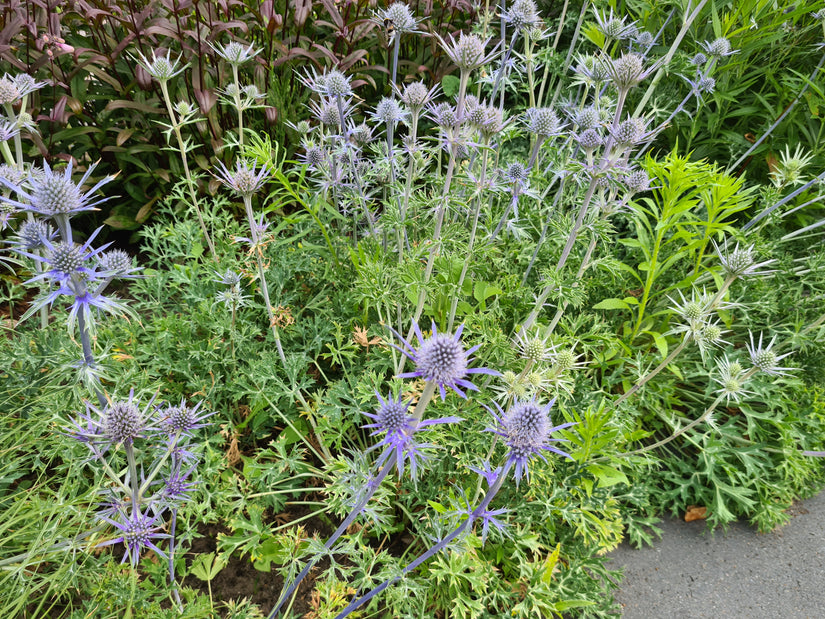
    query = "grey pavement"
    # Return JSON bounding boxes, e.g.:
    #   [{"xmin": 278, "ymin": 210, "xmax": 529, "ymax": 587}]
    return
[{"xmin": 607, "ymin": 490, "xmax": 825, "ymax": 618}]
